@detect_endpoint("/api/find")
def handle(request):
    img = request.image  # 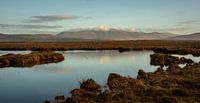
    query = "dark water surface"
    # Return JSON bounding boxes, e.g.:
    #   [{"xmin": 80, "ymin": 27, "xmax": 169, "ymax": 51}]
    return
[{"xmin": 0, "ymin": 50, "xmax": 199, "ymax": 103}]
